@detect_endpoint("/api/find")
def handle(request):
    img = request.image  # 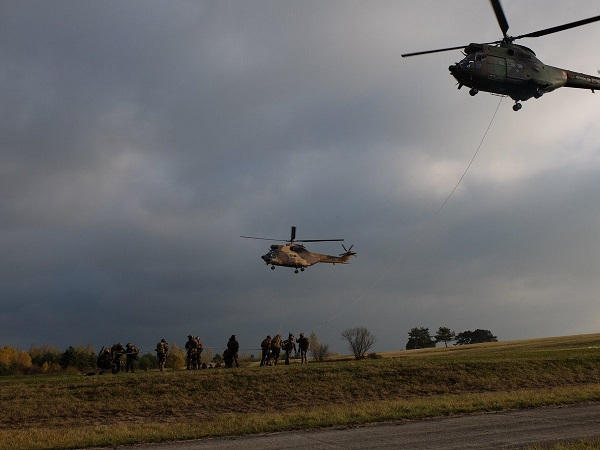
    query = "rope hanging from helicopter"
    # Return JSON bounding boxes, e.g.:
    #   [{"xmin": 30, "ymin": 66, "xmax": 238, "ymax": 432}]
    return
[{"xmin": 315, "ymin": 95, "xmax": 504, "ymax": 331}]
